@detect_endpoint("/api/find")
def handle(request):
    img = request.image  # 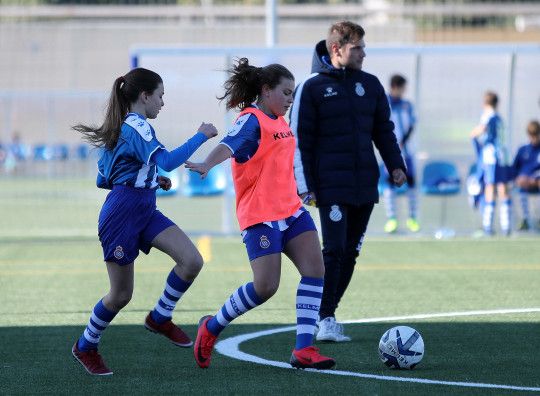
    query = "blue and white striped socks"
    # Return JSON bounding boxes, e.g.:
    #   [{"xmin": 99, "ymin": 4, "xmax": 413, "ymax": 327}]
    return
[
  {"xmin": 500, "ymin": 199, "xmax": 512, "ymax": 234},
  {"xmin": 295, "ymin": 277, "xmax": 324, "ymax": 350},
  {"xmin": 520, "ymin": 192, "xmax": 530, "ymax": 223},
  {"xmin": 408, "ymin": 188, "xmax": 418, "ymax": 220},
  {"xmin": 206, "ymin": 282, "xmax": 262, "ymax": 336},
  {"xmin": 77, "ymin": 299, "xmax": 117, "ymax": 351},
  {"xmin": 150, "ymin": 270, "xmax": 192, "ymax": 324},
  {"xmin": 383, "ymin": 188, "xmax": 397, "ymax": 219},
  {"xmin": 483, "ymin": 201, "xmax": 495, "ymax": 233}
]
